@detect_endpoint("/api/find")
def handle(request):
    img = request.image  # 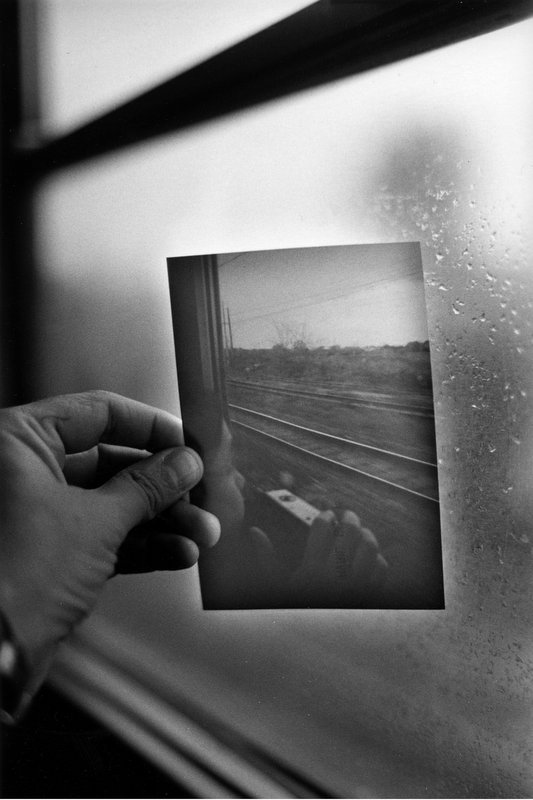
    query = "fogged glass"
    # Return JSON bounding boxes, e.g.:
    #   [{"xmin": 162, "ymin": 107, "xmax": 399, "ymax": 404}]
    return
[
  {"xmin": 33, "ymin": 0, "xmax": 312, "ymax": 136},
  {"xmin": 35, "ymin": 17, "xmax": 532, "ymax": 798}
]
